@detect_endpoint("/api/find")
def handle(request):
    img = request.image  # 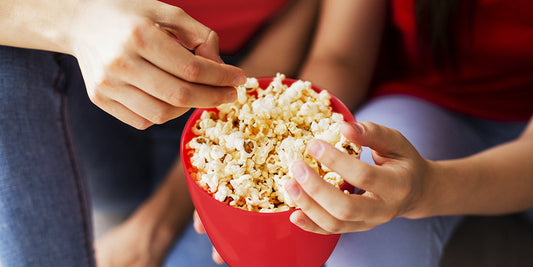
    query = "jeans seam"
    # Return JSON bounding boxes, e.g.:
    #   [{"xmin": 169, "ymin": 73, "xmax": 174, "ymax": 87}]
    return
[{"xmin": 54, "ymin": 53, "xmax": 96, "ymax": 267}]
